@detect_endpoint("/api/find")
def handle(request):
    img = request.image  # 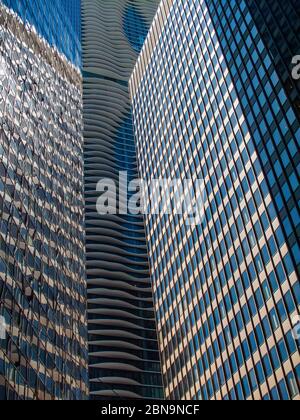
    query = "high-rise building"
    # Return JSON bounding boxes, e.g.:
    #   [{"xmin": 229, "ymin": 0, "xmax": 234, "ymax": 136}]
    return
[
  {"xmin": 61, "ymin": 0, "xmax": 82, "ymax": 43},
  {"xmin": 2, "ymin": 0, "xmax": 81, "ymax": 67},
  {"xmin": 130, "ymin": 0, "xmax": 300, "ymax": 400},
  {"xmin": 0, "ymin": 1, "xmax": 88, "ymax": 399},
  {"xmin": 82, "ymin": 0, "xmax": 163, "ymax": 400},
  {"xmin": 246, "ymin": 0, "xmax": 300, "ymax": 120}
]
